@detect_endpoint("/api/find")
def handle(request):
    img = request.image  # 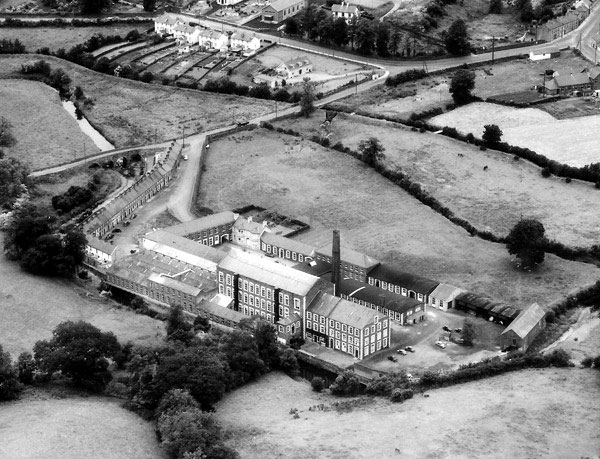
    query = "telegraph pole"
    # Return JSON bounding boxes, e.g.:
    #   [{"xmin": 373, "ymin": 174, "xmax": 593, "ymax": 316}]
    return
[{"xmin": 491, "ymin": 35, "xmax": 495, "ymax": 65}]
